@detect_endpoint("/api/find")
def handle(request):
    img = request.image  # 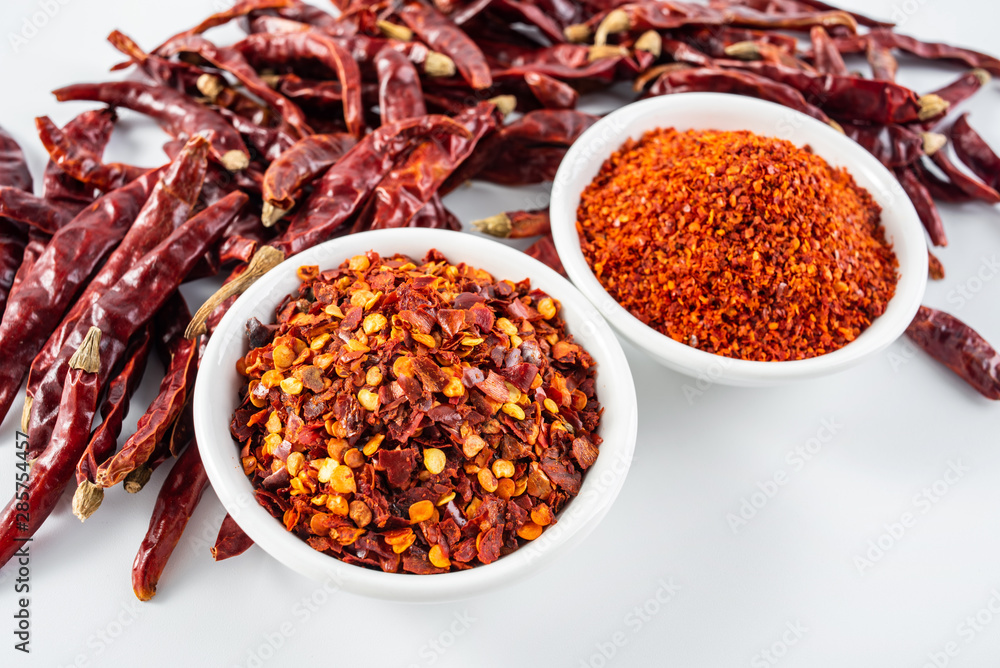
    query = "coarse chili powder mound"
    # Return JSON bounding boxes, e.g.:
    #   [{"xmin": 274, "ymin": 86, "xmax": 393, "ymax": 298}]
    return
[
  {"xmin": 230, "ymin": 250, "xmax": 602, "ymax": 574},
  {"xmin": 577, "ymin": 128, "xmax": 898, "ymax": 361}
]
